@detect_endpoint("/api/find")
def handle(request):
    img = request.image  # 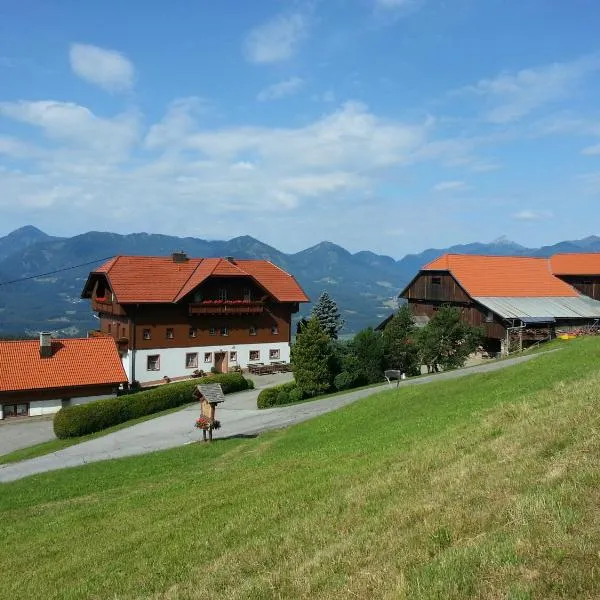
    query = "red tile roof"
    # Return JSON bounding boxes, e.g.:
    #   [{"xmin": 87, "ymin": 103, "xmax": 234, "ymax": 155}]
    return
[
  {"xmin": 85, "ymin": 256, "xmax": 309, "ymax": 304},
  {"xmin": 0, "ymin": 337, "xmax": 127, "ymax": 393},
  {"xmin": 550, "ymin": 253, "xmax": 600, "ymax": 276},
  {"xmin": 423, "ymin": 254, "xmax": 578, "ymax": 297}
]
